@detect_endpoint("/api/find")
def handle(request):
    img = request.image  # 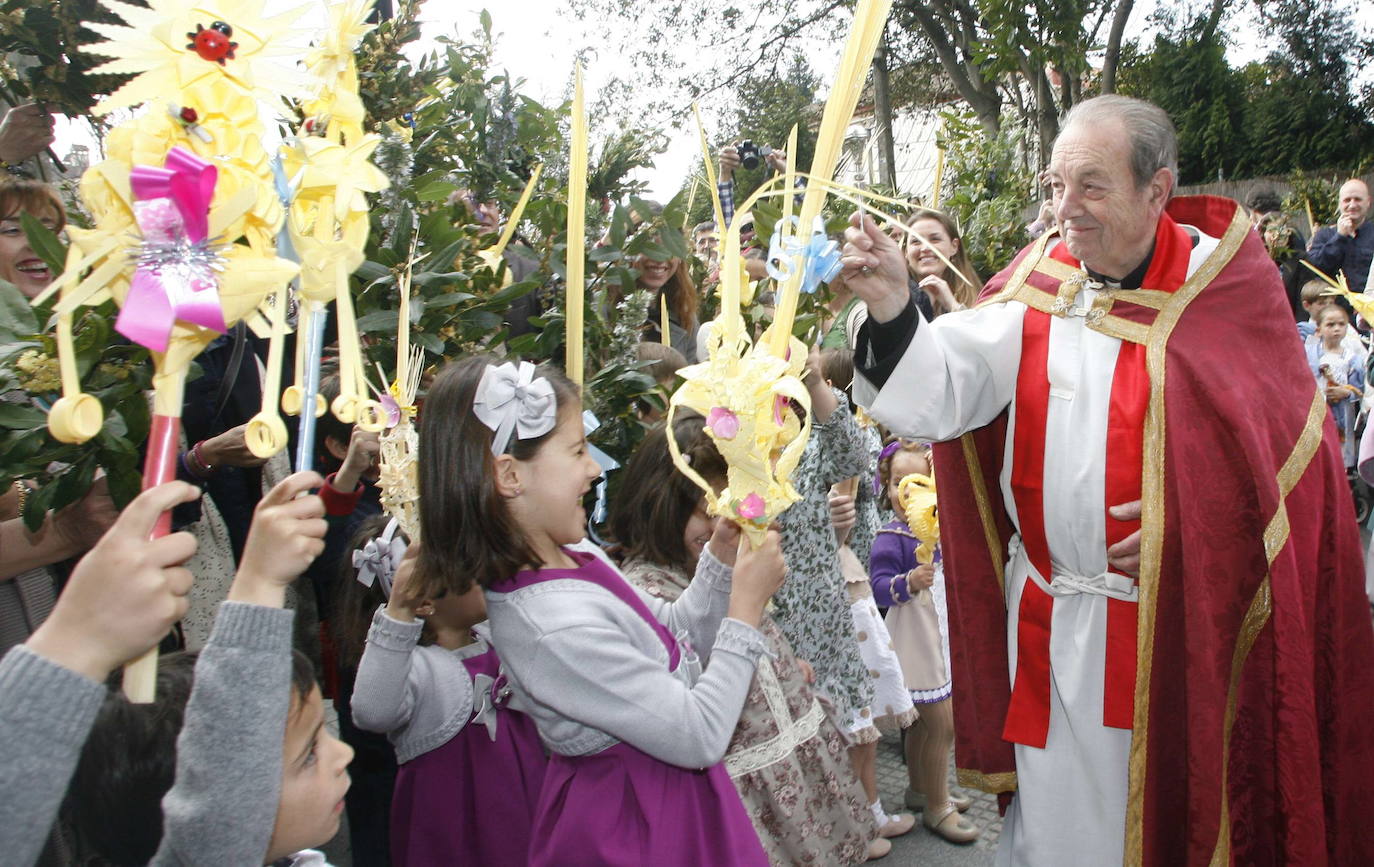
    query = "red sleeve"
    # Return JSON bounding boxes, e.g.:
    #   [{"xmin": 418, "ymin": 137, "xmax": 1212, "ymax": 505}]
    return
[{"xmin": 319, "ymin": 473, "xmax": 363, "ymax": 516}]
